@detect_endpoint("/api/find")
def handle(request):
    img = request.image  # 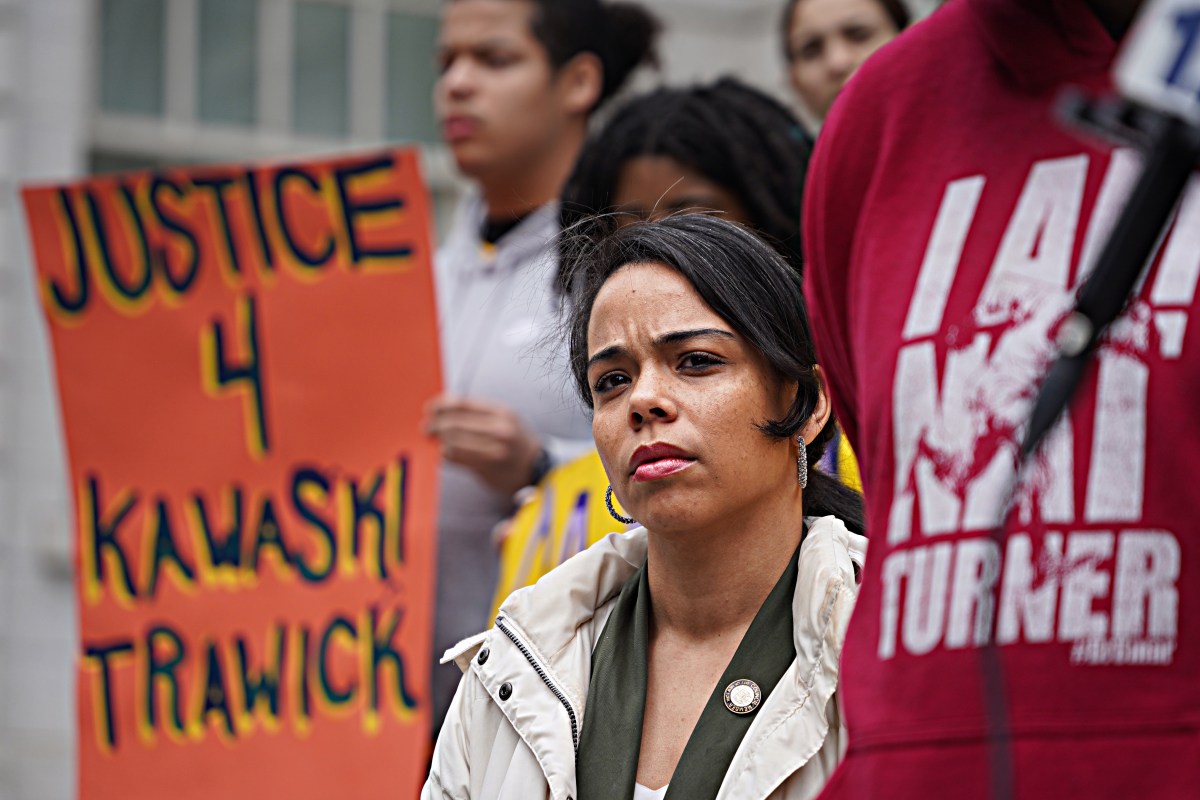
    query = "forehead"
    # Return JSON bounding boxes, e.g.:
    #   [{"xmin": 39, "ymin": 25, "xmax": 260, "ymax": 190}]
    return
[
  {"xmin": 440, "ymin": 0, "xmax": 537, "ymax": 46},
  {"xmin": 614, "ymin": 156, "xmax": 728, "ymax": 208},
  {"xmin": 790, "ymin": 0, "xmax": 888, "ymax": 33},
  {"xmin": 587, "ymin": 261, "xmax": 729, "ymax": 349}
]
